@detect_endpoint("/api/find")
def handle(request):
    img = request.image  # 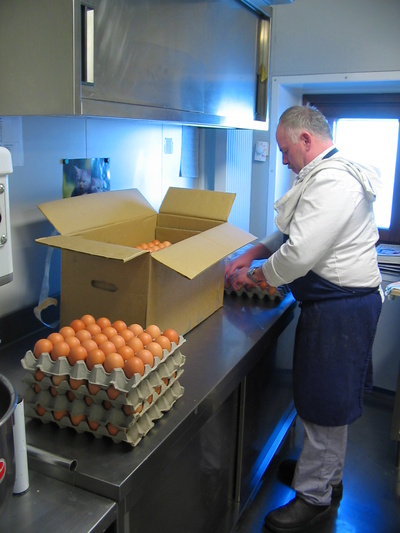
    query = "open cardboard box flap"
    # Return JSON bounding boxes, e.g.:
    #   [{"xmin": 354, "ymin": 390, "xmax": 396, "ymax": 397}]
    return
[
  {"xmin": 159, "ymin": 187, "xmax": 235, "ymax": 221},
  {"xmin": 153, "ymin": 223, "xmax": 255, "ymax": 279},
  {"xmin": 36, "ymin": 234, "xmax": 145, "ymax": 262},
  {"xmin": 37, "ymin": 189, "xmax": 155, "ymax": 236}
]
